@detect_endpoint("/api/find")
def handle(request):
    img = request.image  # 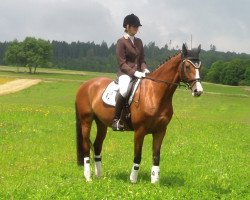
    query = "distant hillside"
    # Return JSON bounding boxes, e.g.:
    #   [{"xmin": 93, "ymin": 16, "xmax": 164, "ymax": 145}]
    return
[
  {"xmin": 1, "ymin": 40, "xmax": 250, "ymax": 71},
  {"xmin": 1, "ymin": 40, "xmax": 250, "ymax": 85}
]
